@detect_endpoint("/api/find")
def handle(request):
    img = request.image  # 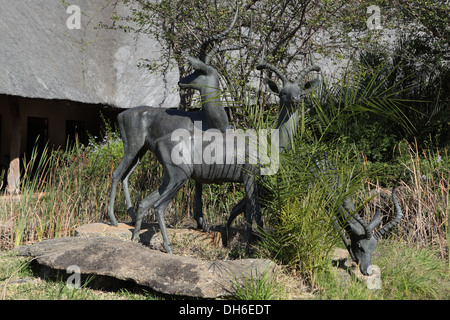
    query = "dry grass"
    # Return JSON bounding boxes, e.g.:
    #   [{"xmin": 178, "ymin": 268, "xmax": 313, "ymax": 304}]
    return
[
  {"xmin": 357, "ymin": 141, "xmax": 449, "ymax": 261},
  {"xmin": 396, "ymin": 143, "xmax": 449, "ymax": 259}
]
